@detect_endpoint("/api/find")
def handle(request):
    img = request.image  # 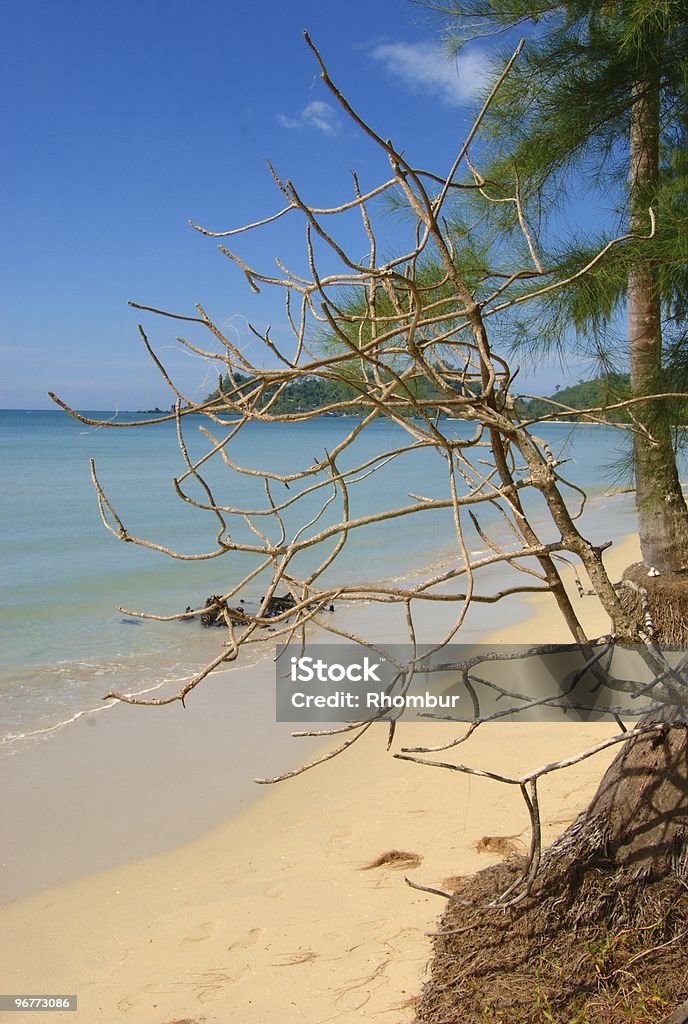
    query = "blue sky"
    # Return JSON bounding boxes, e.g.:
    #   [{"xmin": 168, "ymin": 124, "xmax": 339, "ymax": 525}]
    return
[{"xmin": 1, "ymin": 0, "xmax": 595, "ymax": 410}]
